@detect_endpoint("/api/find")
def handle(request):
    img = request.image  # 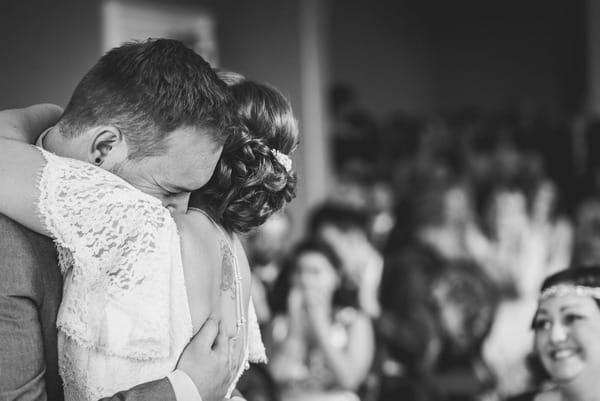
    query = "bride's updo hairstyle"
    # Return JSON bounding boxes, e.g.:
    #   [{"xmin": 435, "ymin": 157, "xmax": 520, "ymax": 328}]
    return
[{"xmin": 190, "ymin": 71, "xmax": 298, "ymax": 233}]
